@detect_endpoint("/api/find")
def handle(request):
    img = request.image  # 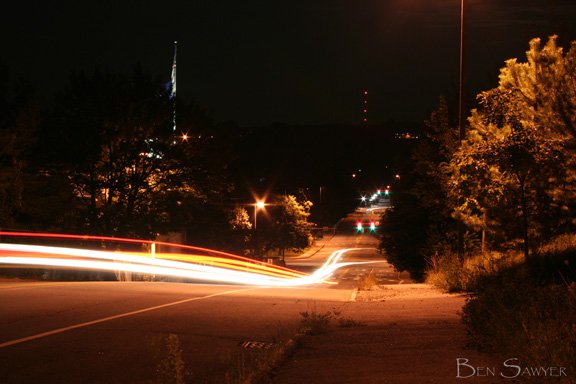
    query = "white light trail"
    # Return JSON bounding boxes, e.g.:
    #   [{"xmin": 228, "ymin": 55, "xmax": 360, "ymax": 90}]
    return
[{"xmin": 0, "ymin": 242, "xmax": 369, "ymax": 287}]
